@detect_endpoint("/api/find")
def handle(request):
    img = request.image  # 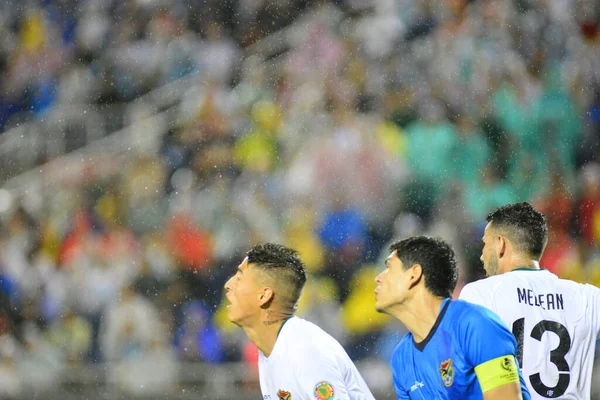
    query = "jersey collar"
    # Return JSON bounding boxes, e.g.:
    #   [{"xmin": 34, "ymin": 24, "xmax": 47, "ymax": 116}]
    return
[
  {"xmin": 413, "ymin": 297, "xmax": 451, "ymax": 352},
  {"xmin": 277, "ymin": 317, "xmax": 292, "ymax": 338},
  {"xmin": 265, "ymin": 317, "xmax": 293, "ymax": 360},
  {"xmin": 511, "ymin": 267, "xmax": 547, "ymax": 272}
]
